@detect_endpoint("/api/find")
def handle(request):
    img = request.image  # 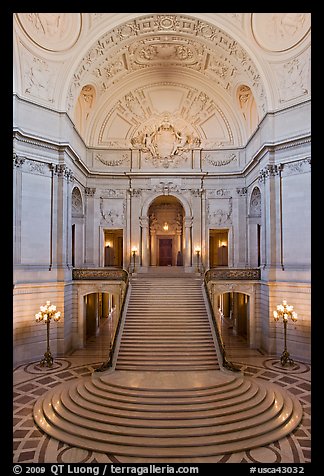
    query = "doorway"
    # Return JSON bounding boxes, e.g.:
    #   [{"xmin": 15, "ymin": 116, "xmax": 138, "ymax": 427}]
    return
[
  {"xmin": 209, "ymin": 229, "xmax": 229, "ymax": 267},
  {"xmin": 159, "ymin": 238, "xmax": 172, "ymax": 266},
  {"xmin": 148, "ymin": 195, "xmax": 184, "ymax": 266},
  {"xmin": 104, "ymin": 229, "xmax": 123, "ymax": 267},
  {"xmin": 219, "ymin": 292, "xmax": 249, "ymax": 339}
]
